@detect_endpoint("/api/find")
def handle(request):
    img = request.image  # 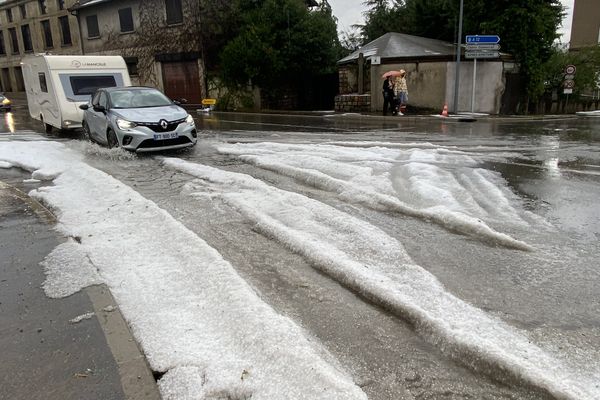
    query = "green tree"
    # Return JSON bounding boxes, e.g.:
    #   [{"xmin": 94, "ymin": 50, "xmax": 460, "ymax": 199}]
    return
[
  {"xmin": 362, "ymin": 0, "xmax": 564, "ymax": 109},
  {"xmin": 543, "ymin": 45, "xmax": 600, "ymax": 99},
  {"xmin": 340, "ymin": 27, "xmax": 363, "ymax": 54},
  {"xmin": 403, "ymin": 0, "xmax": 456, "ymax": 40},
  {"xmin": 198, "ymin": 0, "xmax": 242, "ymax": 71},
  {"xmin": 479, "ymin": 0, "xmax": 563, "ymax": 108},
  {"xmin": 361, "ymin": 0, "xmax": 408, "ymax": 43},
  {"xmin": 219, "ymin": 0, "xmax": 340, "ymax": 90}
]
